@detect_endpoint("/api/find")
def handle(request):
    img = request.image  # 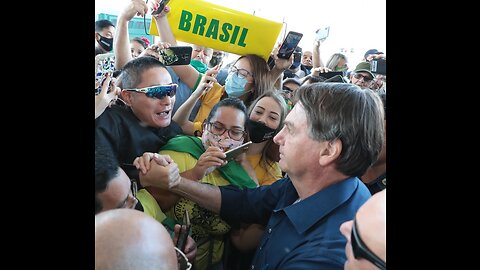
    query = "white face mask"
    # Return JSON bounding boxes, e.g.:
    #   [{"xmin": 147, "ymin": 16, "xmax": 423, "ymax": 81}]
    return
[{"xmin": 201, "ymin": 129, "xmax": 243, "ymax": 152}]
